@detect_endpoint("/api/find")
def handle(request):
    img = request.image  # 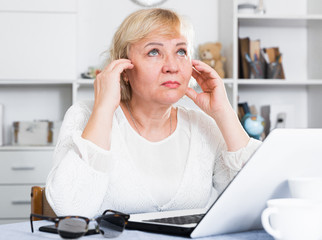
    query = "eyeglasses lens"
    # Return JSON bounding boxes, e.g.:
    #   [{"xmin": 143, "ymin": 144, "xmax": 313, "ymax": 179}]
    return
[
  {"xmin": 98, "ymin": 215, "xmax": 126, "ymax": 238},
  {"xmin": 58, "ymin": 218, "xmax": 87, "ymax": 239}
]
